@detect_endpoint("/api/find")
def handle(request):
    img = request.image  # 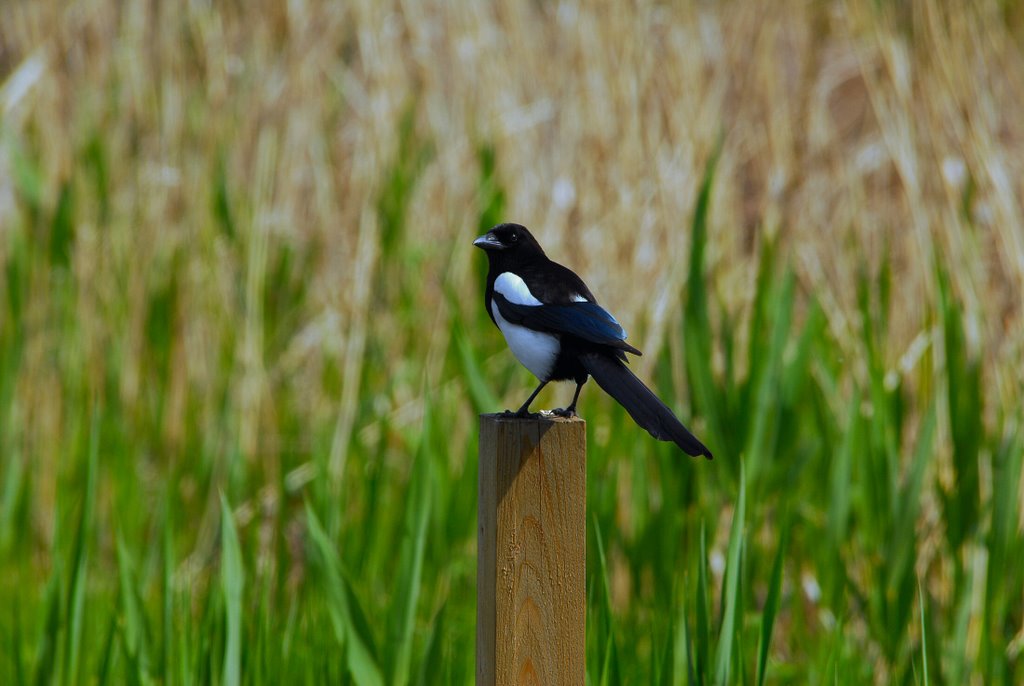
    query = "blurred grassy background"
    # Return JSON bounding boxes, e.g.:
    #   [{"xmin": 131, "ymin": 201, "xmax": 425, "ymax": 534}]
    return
[{"xmin": 1, "ymin": 0, "xmax": 1023, "ymax": 683}]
